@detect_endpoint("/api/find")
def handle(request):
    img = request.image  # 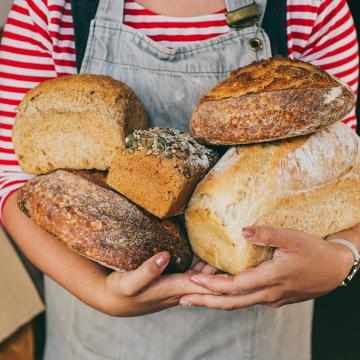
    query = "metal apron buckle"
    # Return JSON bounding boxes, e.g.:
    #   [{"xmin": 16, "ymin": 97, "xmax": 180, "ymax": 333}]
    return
[{"xmin": 225, "ymin": 4, "xmax": 263, "ymax": 52}]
